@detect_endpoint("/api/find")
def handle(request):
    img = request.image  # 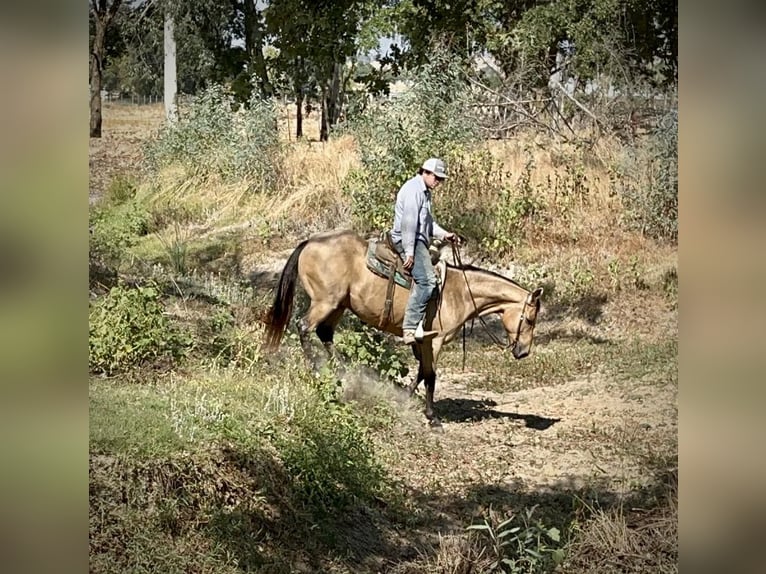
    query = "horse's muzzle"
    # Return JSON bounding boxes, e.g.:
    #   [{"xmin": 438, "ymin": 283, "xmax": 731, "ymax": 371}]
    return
[{"xmin": 512, "ymin": 345, "xmax": 529, "ymax": 360}]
